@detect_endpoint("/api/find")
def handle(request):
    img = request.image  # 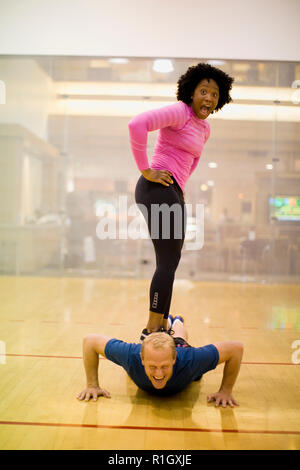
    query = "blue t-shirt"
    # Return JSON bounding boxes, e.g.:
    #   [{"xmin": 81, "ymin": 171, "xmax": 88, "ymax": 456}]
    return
[{"xmin": 104, "ymin": 339, "xmax": 219, "ymax": 396}]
